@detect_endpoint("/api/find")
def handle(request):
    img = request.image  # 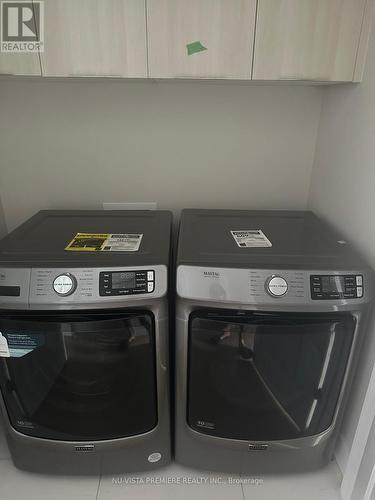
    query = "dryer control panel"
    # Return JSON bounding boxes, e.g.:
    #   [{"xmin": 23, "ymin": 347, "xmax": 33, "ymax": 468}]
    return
[{"xmin": 176, "ymin": 265, "xmax": 371, "ymax": 307}]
